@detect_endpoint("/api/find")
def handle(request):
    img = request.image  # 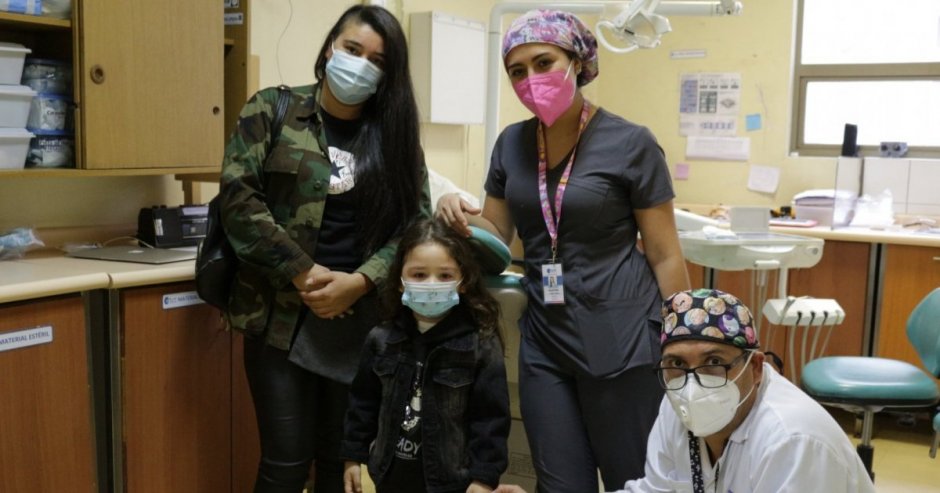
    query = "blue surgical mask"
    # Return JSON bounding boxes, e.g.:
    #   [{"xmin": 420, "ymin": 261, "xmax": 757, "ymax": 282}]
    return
[
  {"xmin": 325, "ymin": 44, "xmax": 383, "ymax": 105},
  {"xmin": 401, "ymin": 279, "xmax": 460, "ymax": 319}
]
